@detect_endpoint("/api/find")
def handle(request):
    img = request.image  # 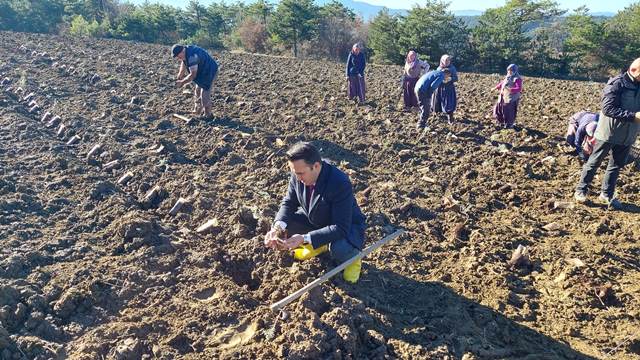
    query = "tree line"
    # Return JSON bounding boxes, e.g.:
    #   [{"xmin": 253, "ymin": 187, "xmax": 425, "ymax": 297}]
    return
[{"xmin": 1, "ymin": 0, "xmax": 639, "ymax": 80}]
